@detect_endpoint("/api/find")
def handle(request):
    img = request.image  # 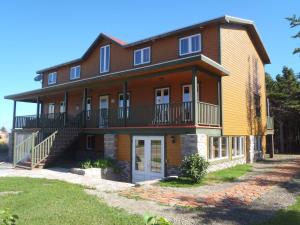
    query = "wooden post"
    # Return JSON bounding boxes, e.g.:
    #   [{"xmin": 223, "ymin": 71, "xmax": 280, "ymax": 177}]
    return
[
  {"xmin": 270, "ymin": 134, "xmax": 275, "ymax": 158},
  {"xmin": 82, "ymin": 88, "xmax": 87, "ymax": 128},
  {"xmin": 64, "ymin": 92, "xmax": 69, "ymax": 127},
  {"xmin": 12, "ymin": 100, "xmax": 16, "ymax": 129},
  {"xmin": 12, "ymin": 100, "xmax": 17, "ymax": 165},
  {"xmin": 192, "ymin": 67, "xmax": 198, "ymax": 125},
  {"xmin": 36, "ymin": 97, "xmax": 40, "ymax": 128},
  {"xmin": 123, "ymin": 81, "xmax": 128, "ymax": 127}
]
